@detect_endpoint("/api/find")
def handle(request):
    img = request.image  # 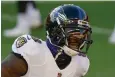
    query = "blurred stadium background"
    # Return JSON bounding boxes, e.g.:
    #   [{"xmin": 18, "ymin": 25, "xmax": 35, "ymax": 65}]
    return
[{"xmin": 1, "ymin": 1, "xmax": 115, "ymax": 77}]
